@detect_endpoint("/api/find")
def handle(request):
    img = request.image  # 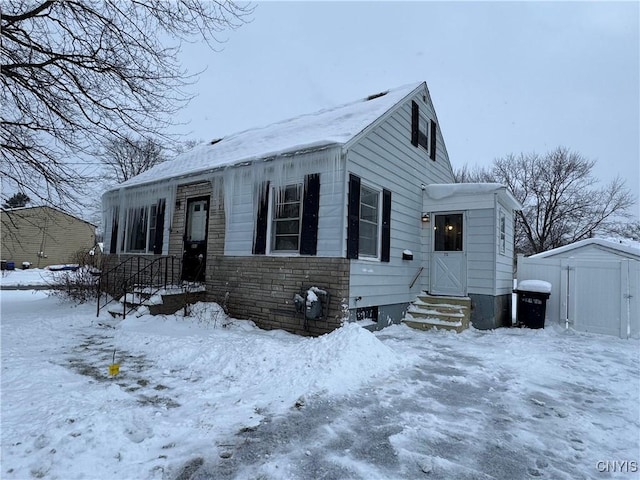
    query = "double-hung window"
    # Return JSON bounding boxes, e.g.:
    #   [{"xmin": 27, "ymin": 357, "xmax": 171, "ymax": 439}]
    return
[
  {"xmin": 125, "ymin": 206, "xmax": 150, "ymax": 253},
  {"xmin": 411, "ymin": 100, "xmax": 437, "ymax": 161},
  {"xmin": 347, "ymin": 174, "xmax": 391, "ymax": 262},
  {"xmin": 359, "ymin": 186, "xmax": 379, "ymax": 257},
  {"xmin": 272, "ymin": 184, "xmax": 303, "ymax": 252},
  {"xmin": 118, "ymin": 201, "xmax": 165, "ymax": 254},
  {"xmin": 253, "ymin": 174, "xmax": 321, "ymax": 256},
  {"xmin": 124, "ymin": 204, "xmax": 156, "ymax": 253}
]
